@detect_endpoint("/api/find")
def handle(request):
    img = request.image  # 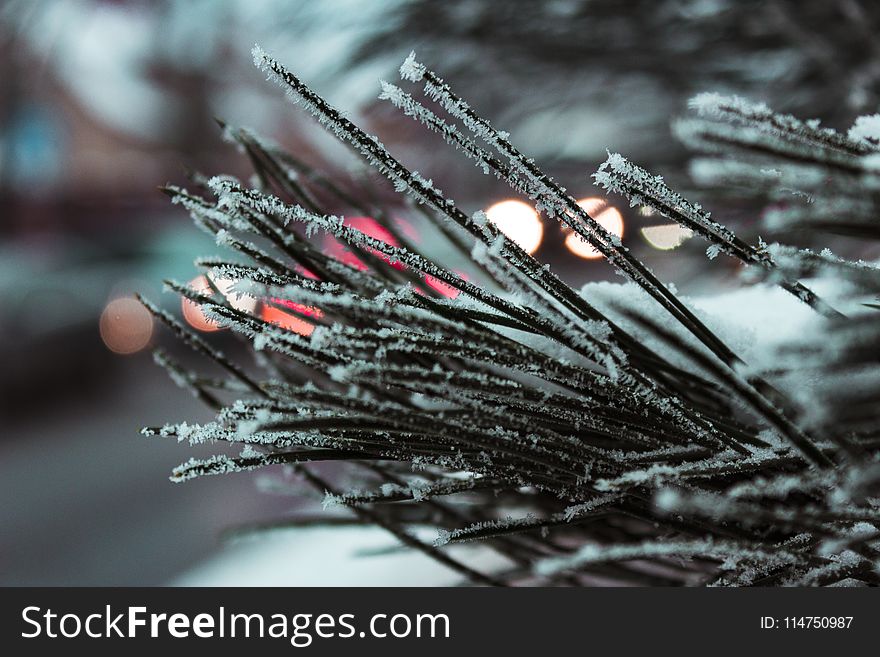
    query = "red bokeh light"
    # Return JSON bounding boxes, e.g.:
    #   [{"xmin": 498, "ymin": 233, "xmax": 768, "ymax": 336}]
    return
[
  {"xmin": 261, "ymin": 298, "xmax": 323, "ymax": 336},
  {"xmin": 423, "ymin": 273, "xmax": 463, "ymax": 299},
  {"xmin": 323, "ymin": 216, "xmax": 403, "ymax": 271}
]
